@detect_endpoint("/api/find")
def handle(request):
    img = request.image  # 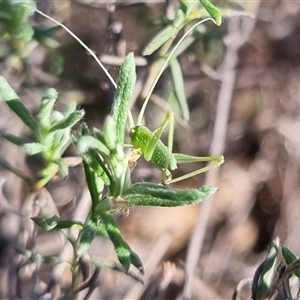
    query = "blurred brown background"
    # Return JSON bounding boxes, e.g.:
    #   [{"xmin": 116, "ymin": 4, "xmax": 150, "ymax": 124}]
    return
[{"xmin": 1, "ymin": 0, "xmax": 300, "ymax": 299}]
